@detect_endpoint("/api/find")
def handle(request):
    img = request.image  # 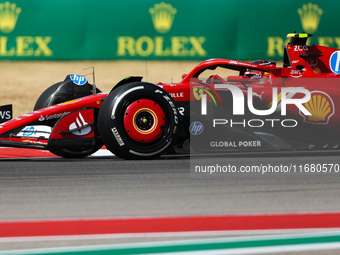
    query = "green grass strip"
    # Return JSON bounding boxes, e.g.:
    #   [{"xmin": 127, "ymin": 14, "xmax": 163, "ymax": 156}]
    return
[{"xmin": 7, "ymin": 233, "xmax": 340, "ymax": 255}]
